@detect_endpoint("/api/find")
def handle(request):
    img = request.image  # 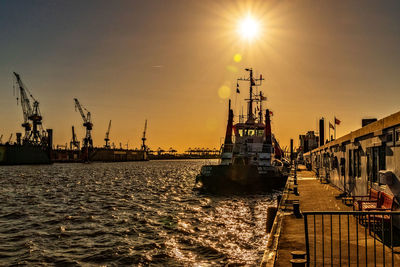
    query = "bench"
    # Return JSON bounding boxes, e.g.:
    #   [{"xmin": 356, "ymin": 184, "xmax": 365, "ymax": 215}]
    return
[
  {"xmin": 366, "ymin": 192, "xmax": 395, "ymax": 234},
  {"xmin": 353, "ymin": 188, "xmax": 381, "ymax": 211}
]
